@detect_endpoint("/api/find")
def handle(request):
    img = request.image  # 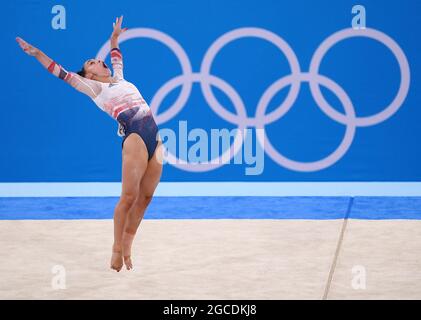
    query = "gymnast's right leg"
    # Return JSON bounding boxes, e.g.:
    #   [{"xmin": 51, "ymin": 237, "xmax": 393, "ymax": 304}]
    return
[{"xmin": 110, "ymin": 133, "xmax": 148, "ymax": 272}]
